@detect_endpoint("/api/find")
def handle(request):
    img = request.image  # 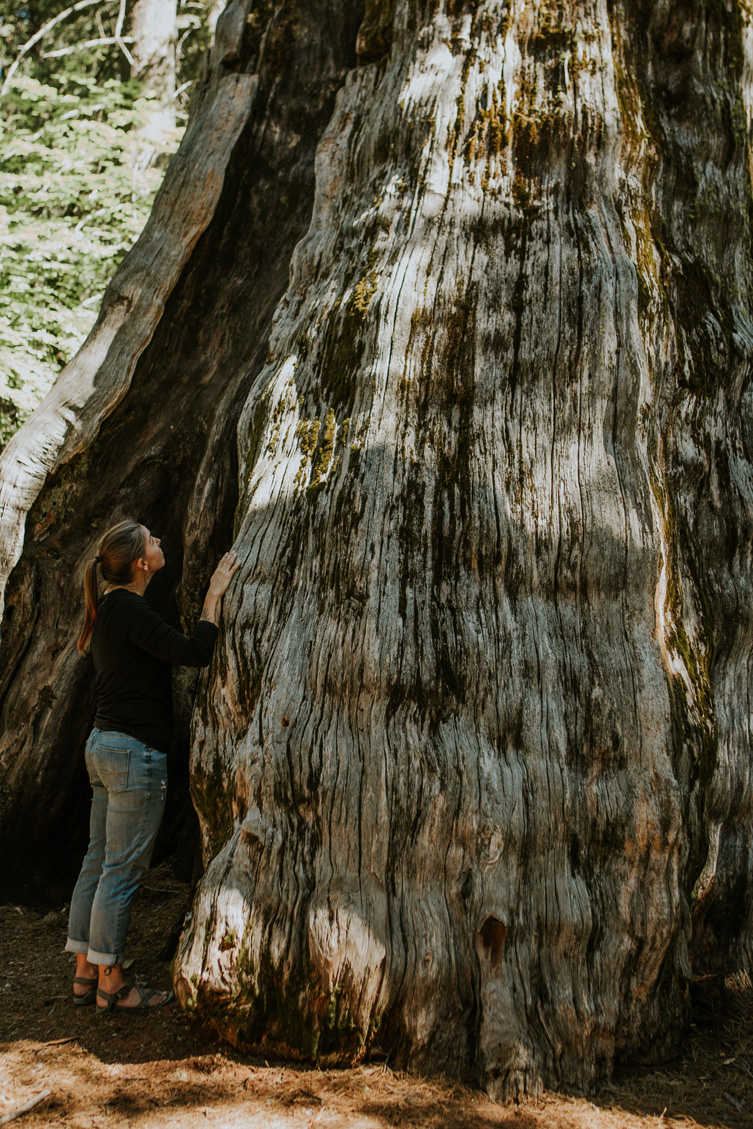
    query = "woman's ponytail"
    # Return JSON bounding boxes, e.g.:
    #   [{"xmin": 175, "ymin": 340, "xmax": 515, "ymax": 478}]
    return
[
  {"xmin": 77, "ymin": 558, "xmax": 101, "ymax": 654},
  {"xmin": 77, "ymin": 520, "xmax": 147, "ymax": 655}
]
